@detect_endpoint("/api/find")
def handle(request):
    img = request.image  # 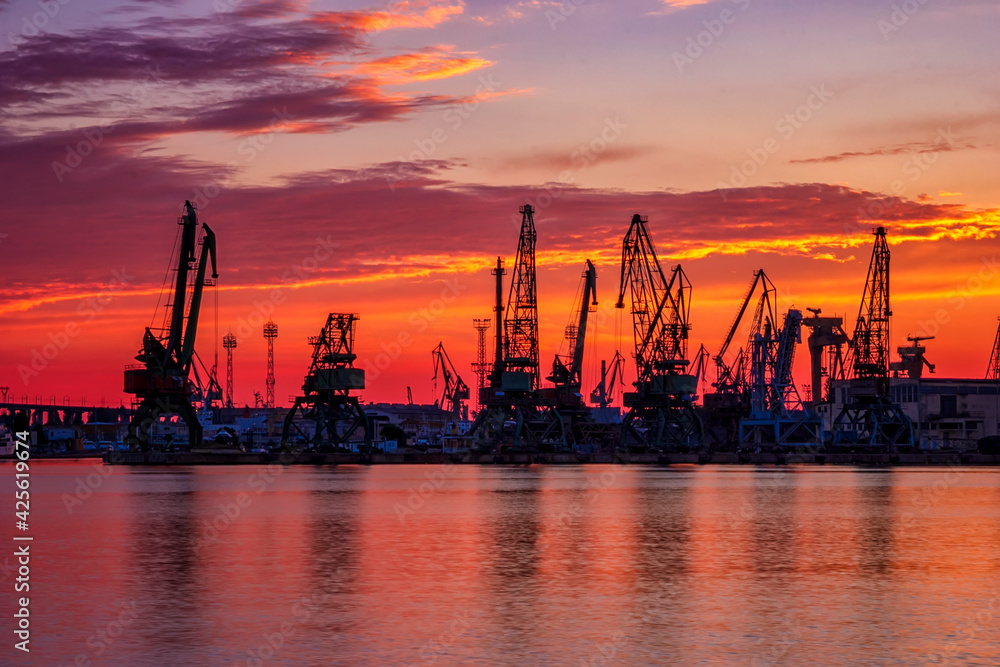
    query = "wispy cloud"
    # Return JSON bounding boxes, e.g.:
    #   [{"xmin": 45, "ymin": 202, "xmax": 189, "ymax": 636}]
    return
[{"xmin": 790, "ymin": 139, "xmax": 976, "ymax": 164}]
